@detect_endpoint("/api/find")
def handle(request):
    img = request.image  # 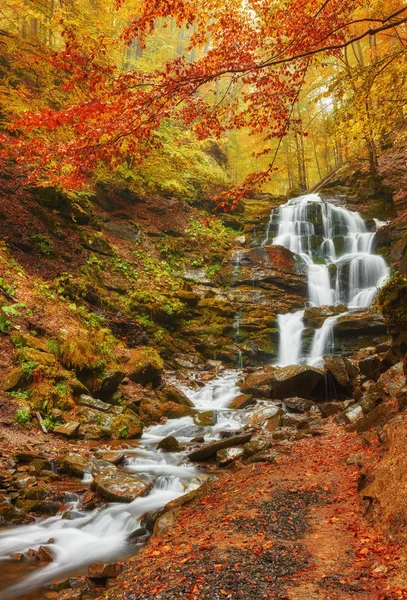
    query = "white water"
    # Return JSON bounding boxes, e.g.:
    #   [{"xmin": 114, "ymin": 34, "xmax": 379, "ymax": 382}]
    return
[
  {"xmin": 0, "ymin": 373, "xmax": 243, "ymax": 599},
  {"xmin": 270, "ymin": 194, "xmax": 390, "ymax": 366}
]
